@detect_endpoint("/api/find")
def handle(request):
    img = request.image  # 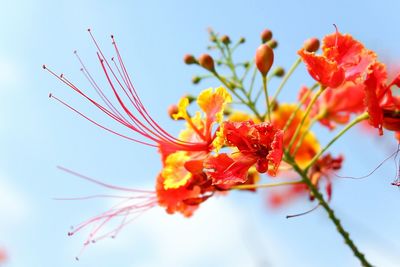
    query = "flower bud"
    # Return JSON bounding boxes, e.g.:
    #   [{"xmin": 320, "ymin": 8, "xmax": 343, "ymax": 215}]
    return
[
  {"xmin": 271, "ymin": 99, "xmax": 279, "ymax": 111},
  {"xmin": 167, "ymin": 105, "xmax": 181, "ymax": 120},
  {"xmin": 303, "ymin": 37, "xmax": 320, "ymax": 52},
  {"xmin": 183, "ymin": 54, "xmax": 197, "ymax": 65},
  {"xmin": 209, "ymin": 35, "xmax": 217, "ymax": 43},
  {"xmin": 261, "ymin": 29, "xmax": 273, "ymax": 43},
  {"xmin": 267, "ymin": 39, "xmax": 278, "ymax": 49},
  {"xmin": 221, "ymin": 35, "xmax": 231, "ymax": 45},
  {"xmin": 223, "ymin": 107, "xmax": 233, "ymax": 116},
  {"xmin": 273, "ymin": 67, "xmax": 285, "ymax": 77},
  {"xmin": 239, "ymin": 37, "xmax": 246, "ymax": 44},
  {"xmin": 192, "ymin": 76, "xmax": 201, "ymax": 84},
  {"xmin": 184, "ymin": 94, "xmax": 196, "ymax": 103},
  {"xmin": 255, "ymin": 44, "xmax": 274, "ymax": 76},
  {"xmin": 198, "ymin": 54, "xmax": 215, "ymax": 72}
]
